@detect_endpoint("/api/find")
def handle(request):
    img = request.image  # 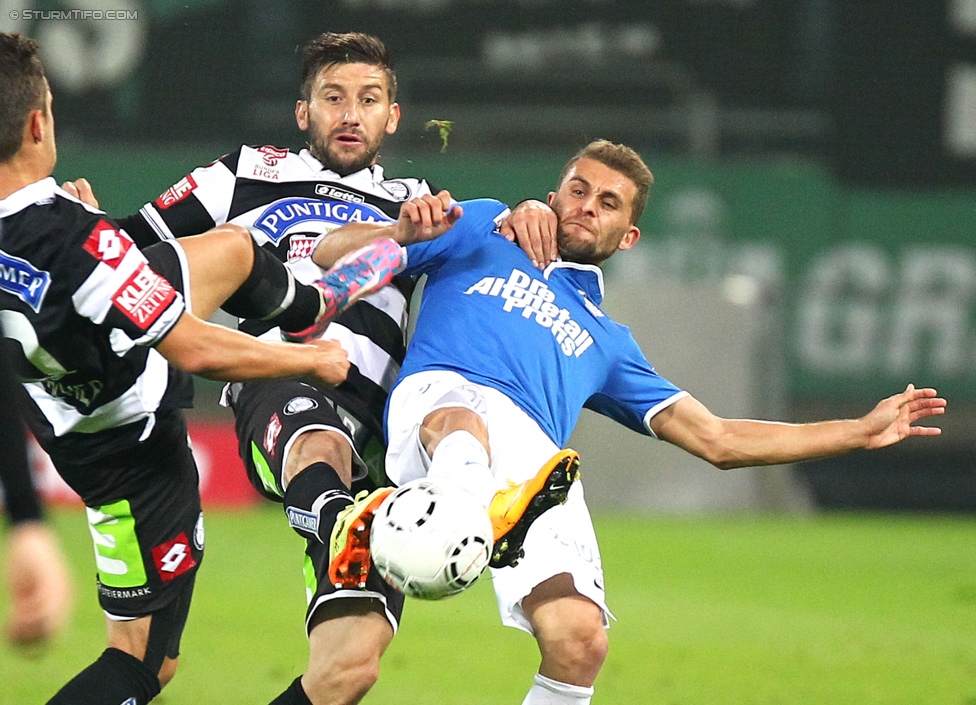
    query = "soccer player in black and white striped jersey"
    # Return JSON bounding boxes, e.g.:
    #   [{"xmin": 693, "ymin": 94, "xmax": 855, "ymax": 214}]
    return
[
  {"xmin": 73, "ymin": 32, "xmax": 556, "ymax": 705},
  {"xmin": 0, "ymin": 31, "xmax": 406, "ymax": 705}
]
